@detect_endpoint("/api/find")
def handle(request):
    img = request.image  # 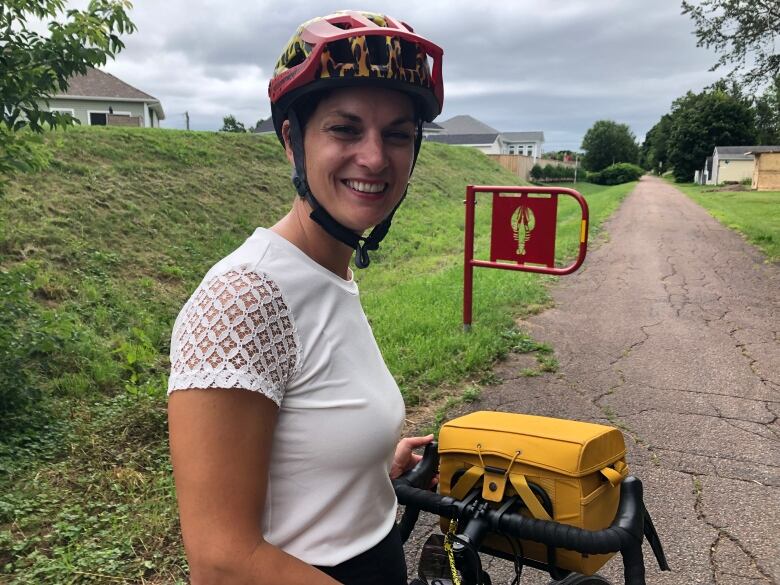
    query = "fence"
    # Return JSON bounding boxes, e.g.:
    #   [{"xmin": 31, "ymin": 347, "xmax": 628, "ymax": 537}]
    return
[
  {"xmin": 107, "ymin": 114, "xmax": 142, "ymax": 127},
  {"xmin": 487, "ymin": 154, "xmax": 578, "ymax": 181}
]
